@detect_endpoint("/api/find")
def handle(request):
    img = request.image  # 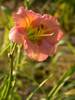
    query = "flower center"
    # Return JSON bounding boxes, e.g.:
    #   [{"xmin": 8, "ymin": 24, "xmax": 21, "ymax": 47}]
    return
[{"xmin": 27, "ymin": 25, "xmax": 55, "ymax": 43}]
